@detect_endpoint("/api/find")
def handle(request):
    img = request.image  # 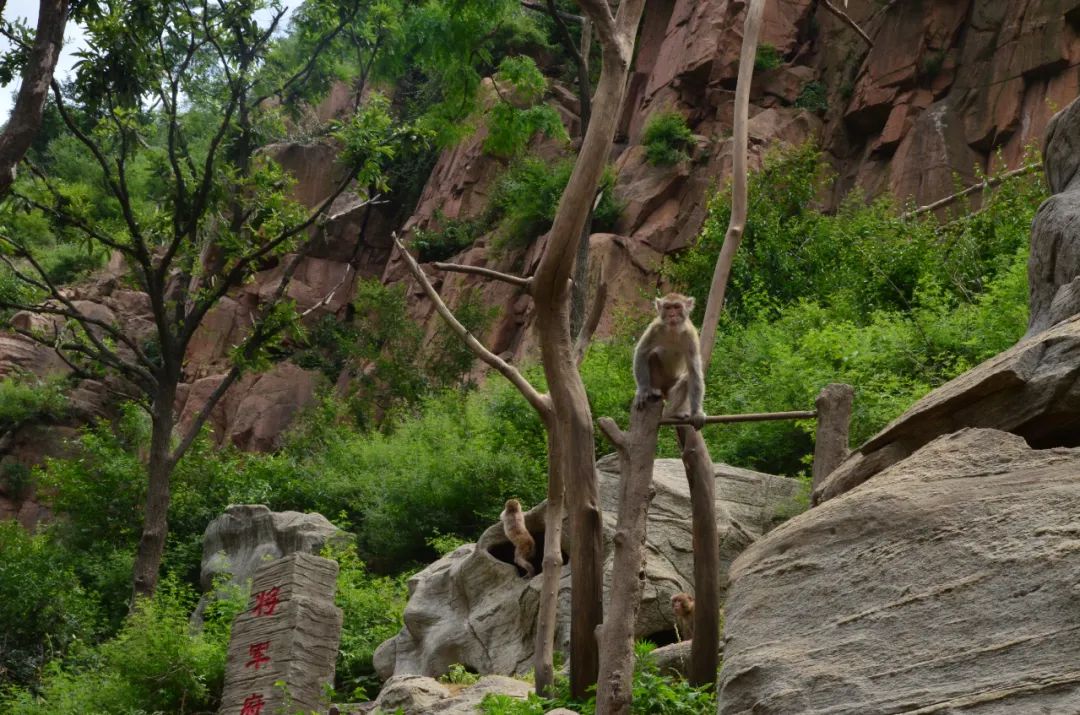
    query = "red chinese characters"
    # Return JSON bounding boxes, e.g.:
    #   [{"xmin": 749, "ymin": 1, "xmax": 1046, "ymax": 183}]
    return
[
  {"xmin": 246, "ymin": 641, "xmax": 271, "ymax": 670},
  {"xmin": 251, "ymin": 586, "xmax": 281, "ymax": 617},
  {"xmin": 240, "ymin": 693, "xmax": 265, "ymax": 715}
]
